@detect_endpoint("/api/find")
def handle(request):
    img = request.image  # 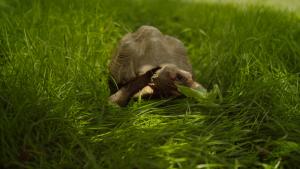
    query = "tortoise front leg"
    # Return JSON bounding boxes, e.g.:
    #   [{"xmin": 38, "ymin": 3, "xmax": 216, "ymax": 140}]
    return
[{"xmin": 109, "ymin": 68, "xmax": 159, "ymax": 106}]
